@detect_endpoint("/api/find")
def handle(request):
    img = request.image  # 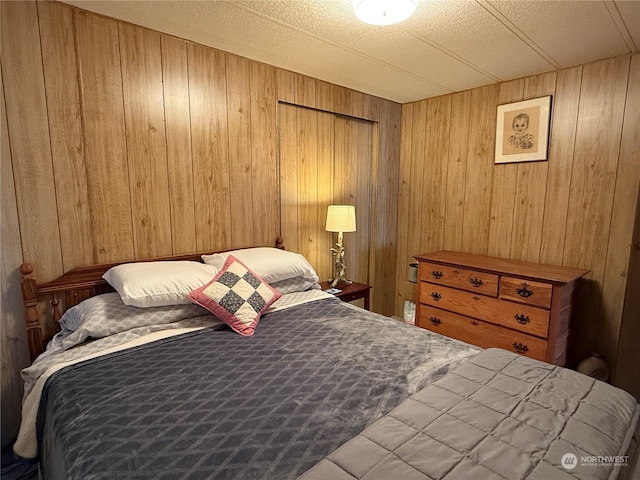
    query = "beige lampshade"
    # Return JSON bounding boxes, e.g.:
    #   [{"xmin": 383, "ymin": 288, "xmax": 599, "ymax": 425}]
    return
[{"xmin": 326, "ymin": 205, "xmax": 356, "ymax": 233}]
